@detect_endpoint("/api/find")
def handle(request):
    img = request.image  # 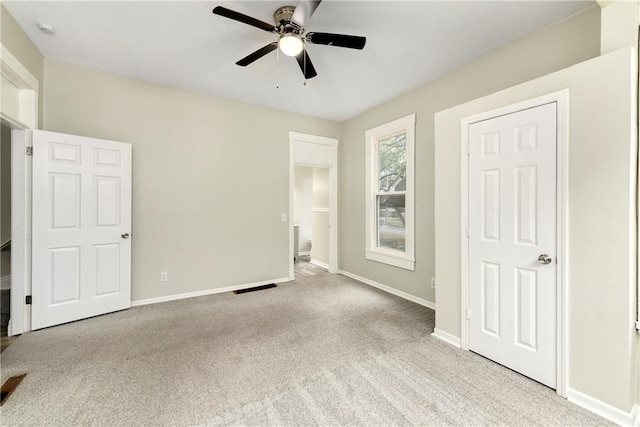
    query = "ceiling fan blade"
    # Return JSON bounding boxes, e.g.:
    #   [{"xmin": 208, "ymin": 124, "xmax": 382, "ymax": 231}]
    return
[
  {"xmin": 236, "ymin": 42, "xmax": 278, "ymax": 67},
  {"xmin": 295, "ymin": 49, "xmax": 318, "ymax": 79},
  {"xmin": 306, "ymin": 32, "xmax": 366, "ymax": 50},
  {"xmin": 212, "ymin": 6, "xmax": 275, "ymax": 33},
  {"xmin": 291, "ymin": 0, "xmax": 322, "ymax": 28}
]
